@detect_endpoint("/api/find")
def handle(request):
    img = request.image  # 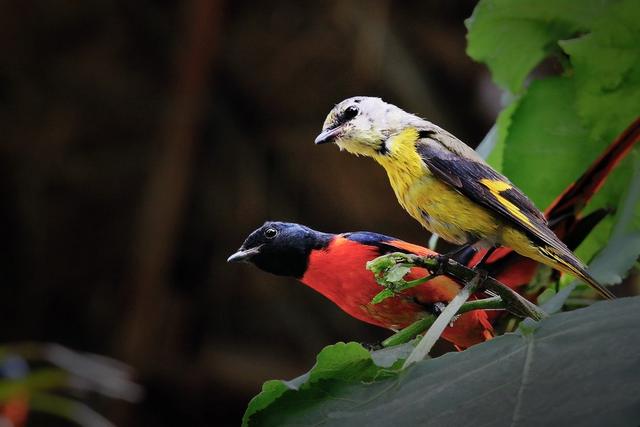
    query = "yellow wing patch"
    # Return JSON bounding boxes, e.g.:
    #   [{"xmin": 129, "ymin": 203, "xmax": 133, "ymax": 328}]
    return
[{"xmin": 479, "ymin": 178, "xmax": 532, "ymax": 226}]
